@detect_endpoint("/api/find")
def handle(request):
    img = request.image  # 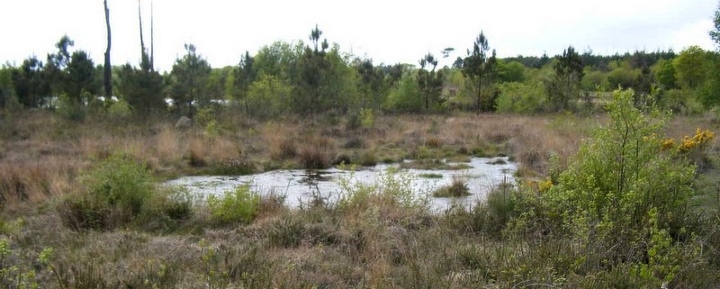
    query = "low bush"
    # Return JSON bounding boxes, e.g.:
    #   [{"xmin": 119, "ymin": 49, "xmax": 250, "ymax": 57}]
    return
[
  {"xmin": 83, "ymin": 153, "xmax": 154, "ymax": 216},
  {"xmin": 207, "ymin": 185, "xmax": 260, "ymax": 225},
  {"xmin": 60, "ymin": 152, "xmax": 155, "ymax": 230}
]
